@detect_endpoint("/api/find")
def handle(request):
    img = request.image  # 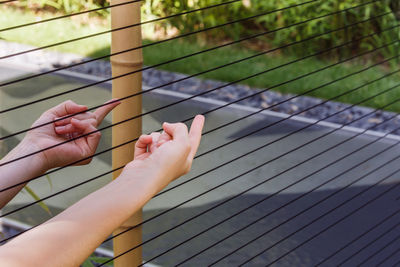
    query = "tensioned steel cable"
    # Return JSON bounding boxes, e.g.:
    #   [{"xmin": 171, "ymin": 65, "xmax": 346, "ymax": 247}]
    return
[
  {"xmin": 178, "ymin": 147, "xmax": 400, "ymax": 266},
  {"xmin": 117, "ymin": 118, "xmax": 400, "ymax": 266},
  {"xmin": 1, "ymin": 47, "xmax": 398, "ymax": 249},
  {"xmin": 357, "ymin": 234, "xmax": 400, "ymax": 266},
  {"xmin": 0, "ymin": 0, "xmax": 371, "ymax": 114},
  {"xmin": 104, "ymin": 83, "xmax": 400, "ymax": 265},
  {"xmin": 0, "ymin": 0, "xmax": 320, "ymax": 92},
  {"xmin": 316, "ymin": 209, "xmax": 400, "ymax": 266},
  {"xmin": 1, "ymin": 22, "xmax": 395, "ymax": 171},
  {"xmin": 0, "ymin": 0, "xmax": 143, "ymax": 32},
  {"xmin": 375, "ymin": 242, "xmax": 400, "ymax": 266},
  {"xmin": 2, "ymin": 46, "xmax": 399, "ymax": 224},
  {"xmin": 0, "ymin": 0, "xmax": 18, "ymax": 3},
  {"xmin": 146, "ymin": 106, "xmax": 400, "ymax": 266},
  {"xmin": 336, "ymin": 221, "xmax": 400, "ymax": 266},
  {"xmin": 3, "ymin": 55, "xmax": 398, "ymax": 222},
  {"xmin": 0, "ymin": 0, "xmax": 320, "ymax": 60},
  {"xmin": 242, "ymin": 177, "xmax": 400, "ymax": 266},
  {"xmin": 0, "ymin": 0, "xmax": 142, "ymax": 33},
  {"xmin": 0, "ymin": 36, "xmax": 397, "ymax": 196}
]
